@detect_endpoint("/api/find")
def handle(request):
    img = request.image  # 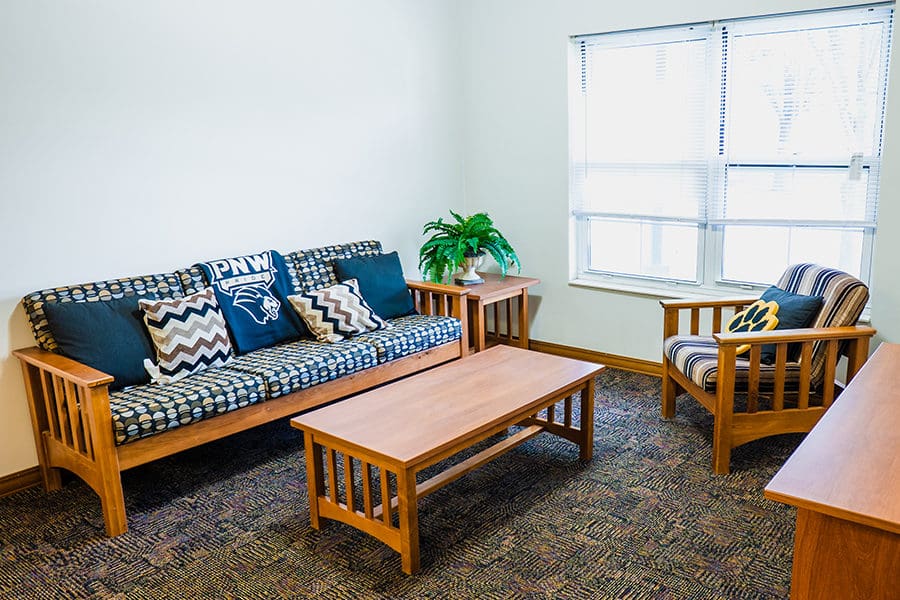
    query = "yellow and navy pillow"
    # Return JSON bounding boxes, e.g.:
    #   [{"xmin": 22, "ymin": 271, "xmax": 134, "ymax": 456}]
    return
[{"xmin": 725, "ymin": 300, "xmax": 780, "ymax": 356}]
